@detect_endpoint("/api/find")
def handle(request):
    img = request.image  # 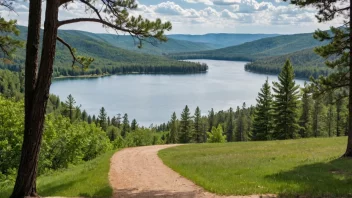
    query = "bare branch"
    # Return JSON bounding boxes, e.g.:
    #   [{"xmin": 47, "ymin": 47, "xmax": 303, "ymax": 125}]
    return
[
  {"xmin": 79, "ymin": 0, "xmax": 103, "ymax": 21},
  {"xmin": 57, "ymin": 36, "xmax": 84, "ymax": 68}
]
